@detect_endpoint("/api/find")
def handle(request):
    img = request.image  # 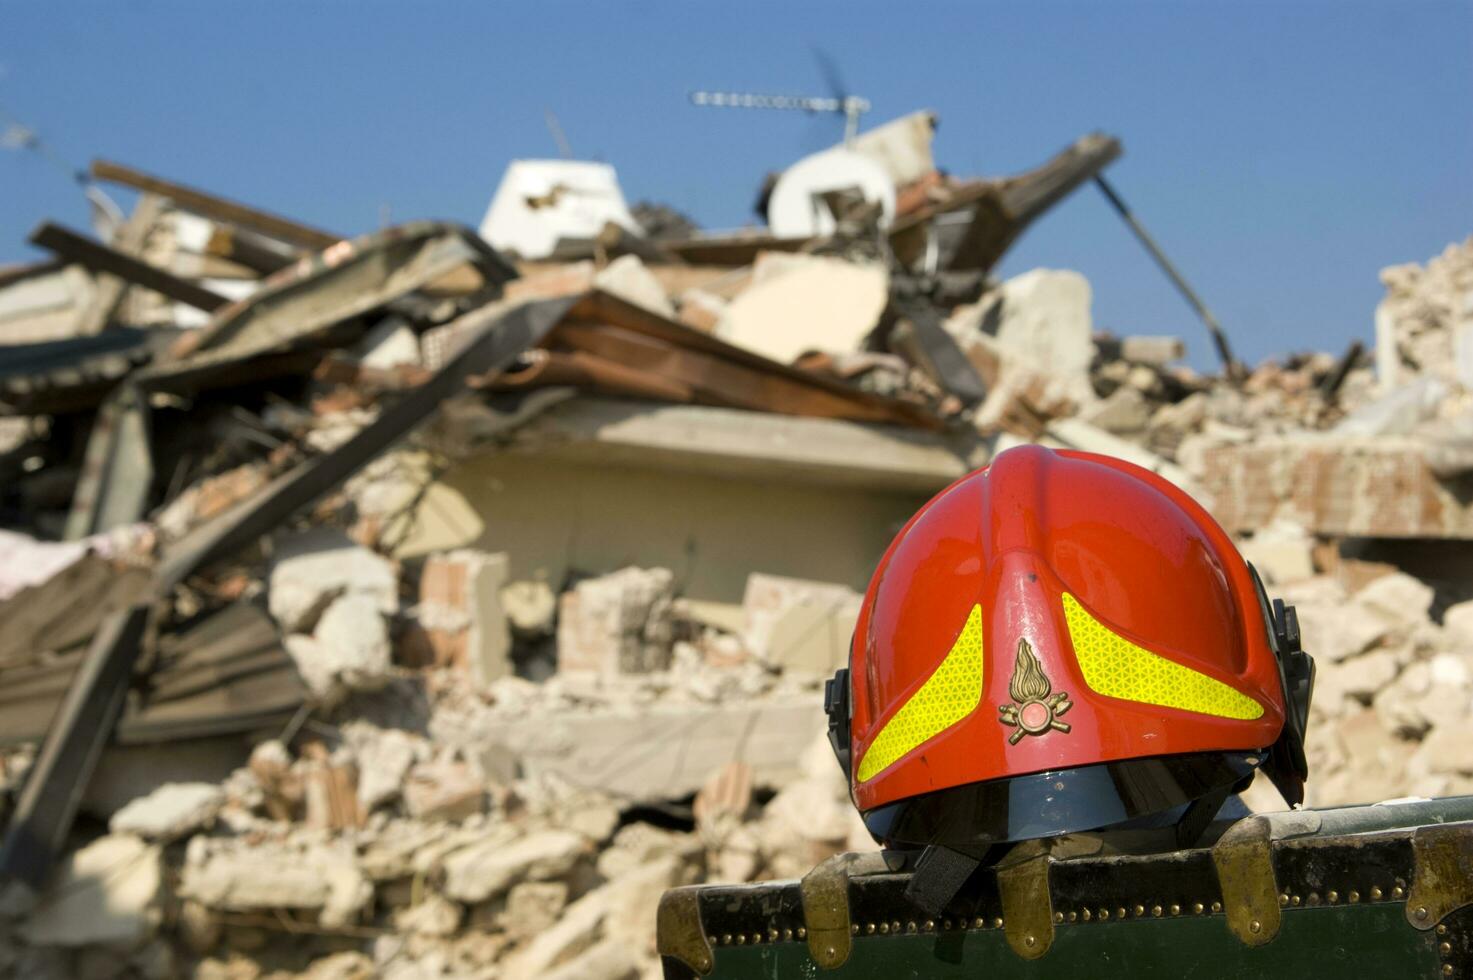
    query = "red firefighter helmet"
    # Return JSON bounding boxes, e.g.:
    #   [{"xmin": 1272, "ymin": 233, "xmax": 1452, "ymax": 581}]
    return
[{"xmin": 825, "ymin": 445, "xmax": 1313, "ymax": 852}]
